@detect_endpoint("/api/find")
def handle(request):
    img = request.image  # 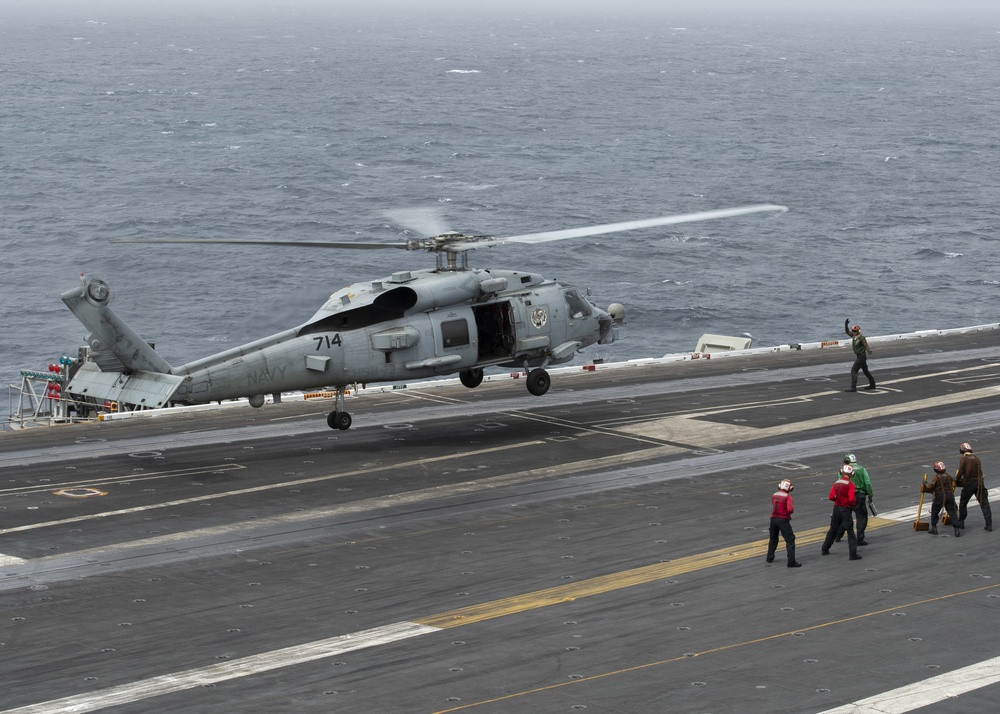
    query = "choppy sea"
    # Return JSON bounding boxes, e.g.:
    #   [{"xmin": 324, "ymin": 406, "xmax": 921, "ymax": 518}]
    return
[{"xmin": 3, "ymin": 5, "xmax": 1000, "ymax": 420}]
